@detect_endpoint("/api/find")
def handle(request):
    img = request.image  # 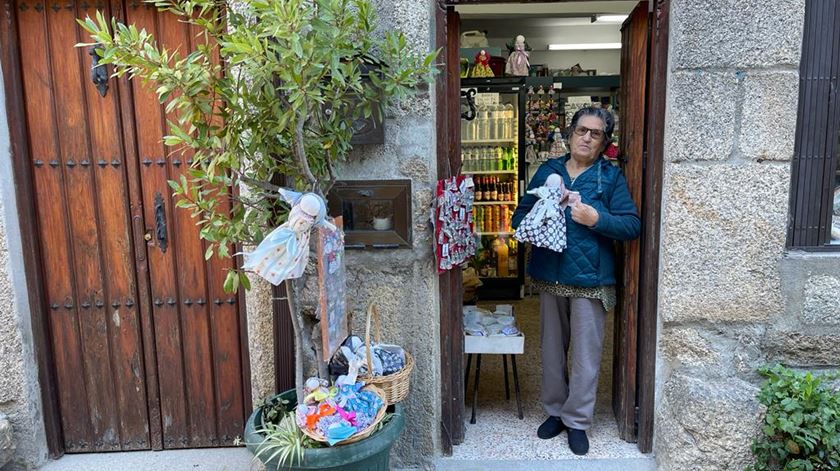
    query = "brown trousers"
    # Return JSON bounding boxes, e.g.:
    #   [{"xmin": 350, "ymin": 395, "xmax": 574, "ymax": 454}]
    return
[{"xmin": 539, "ymin": 293, "xmax": 607, "ymax": 430}]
